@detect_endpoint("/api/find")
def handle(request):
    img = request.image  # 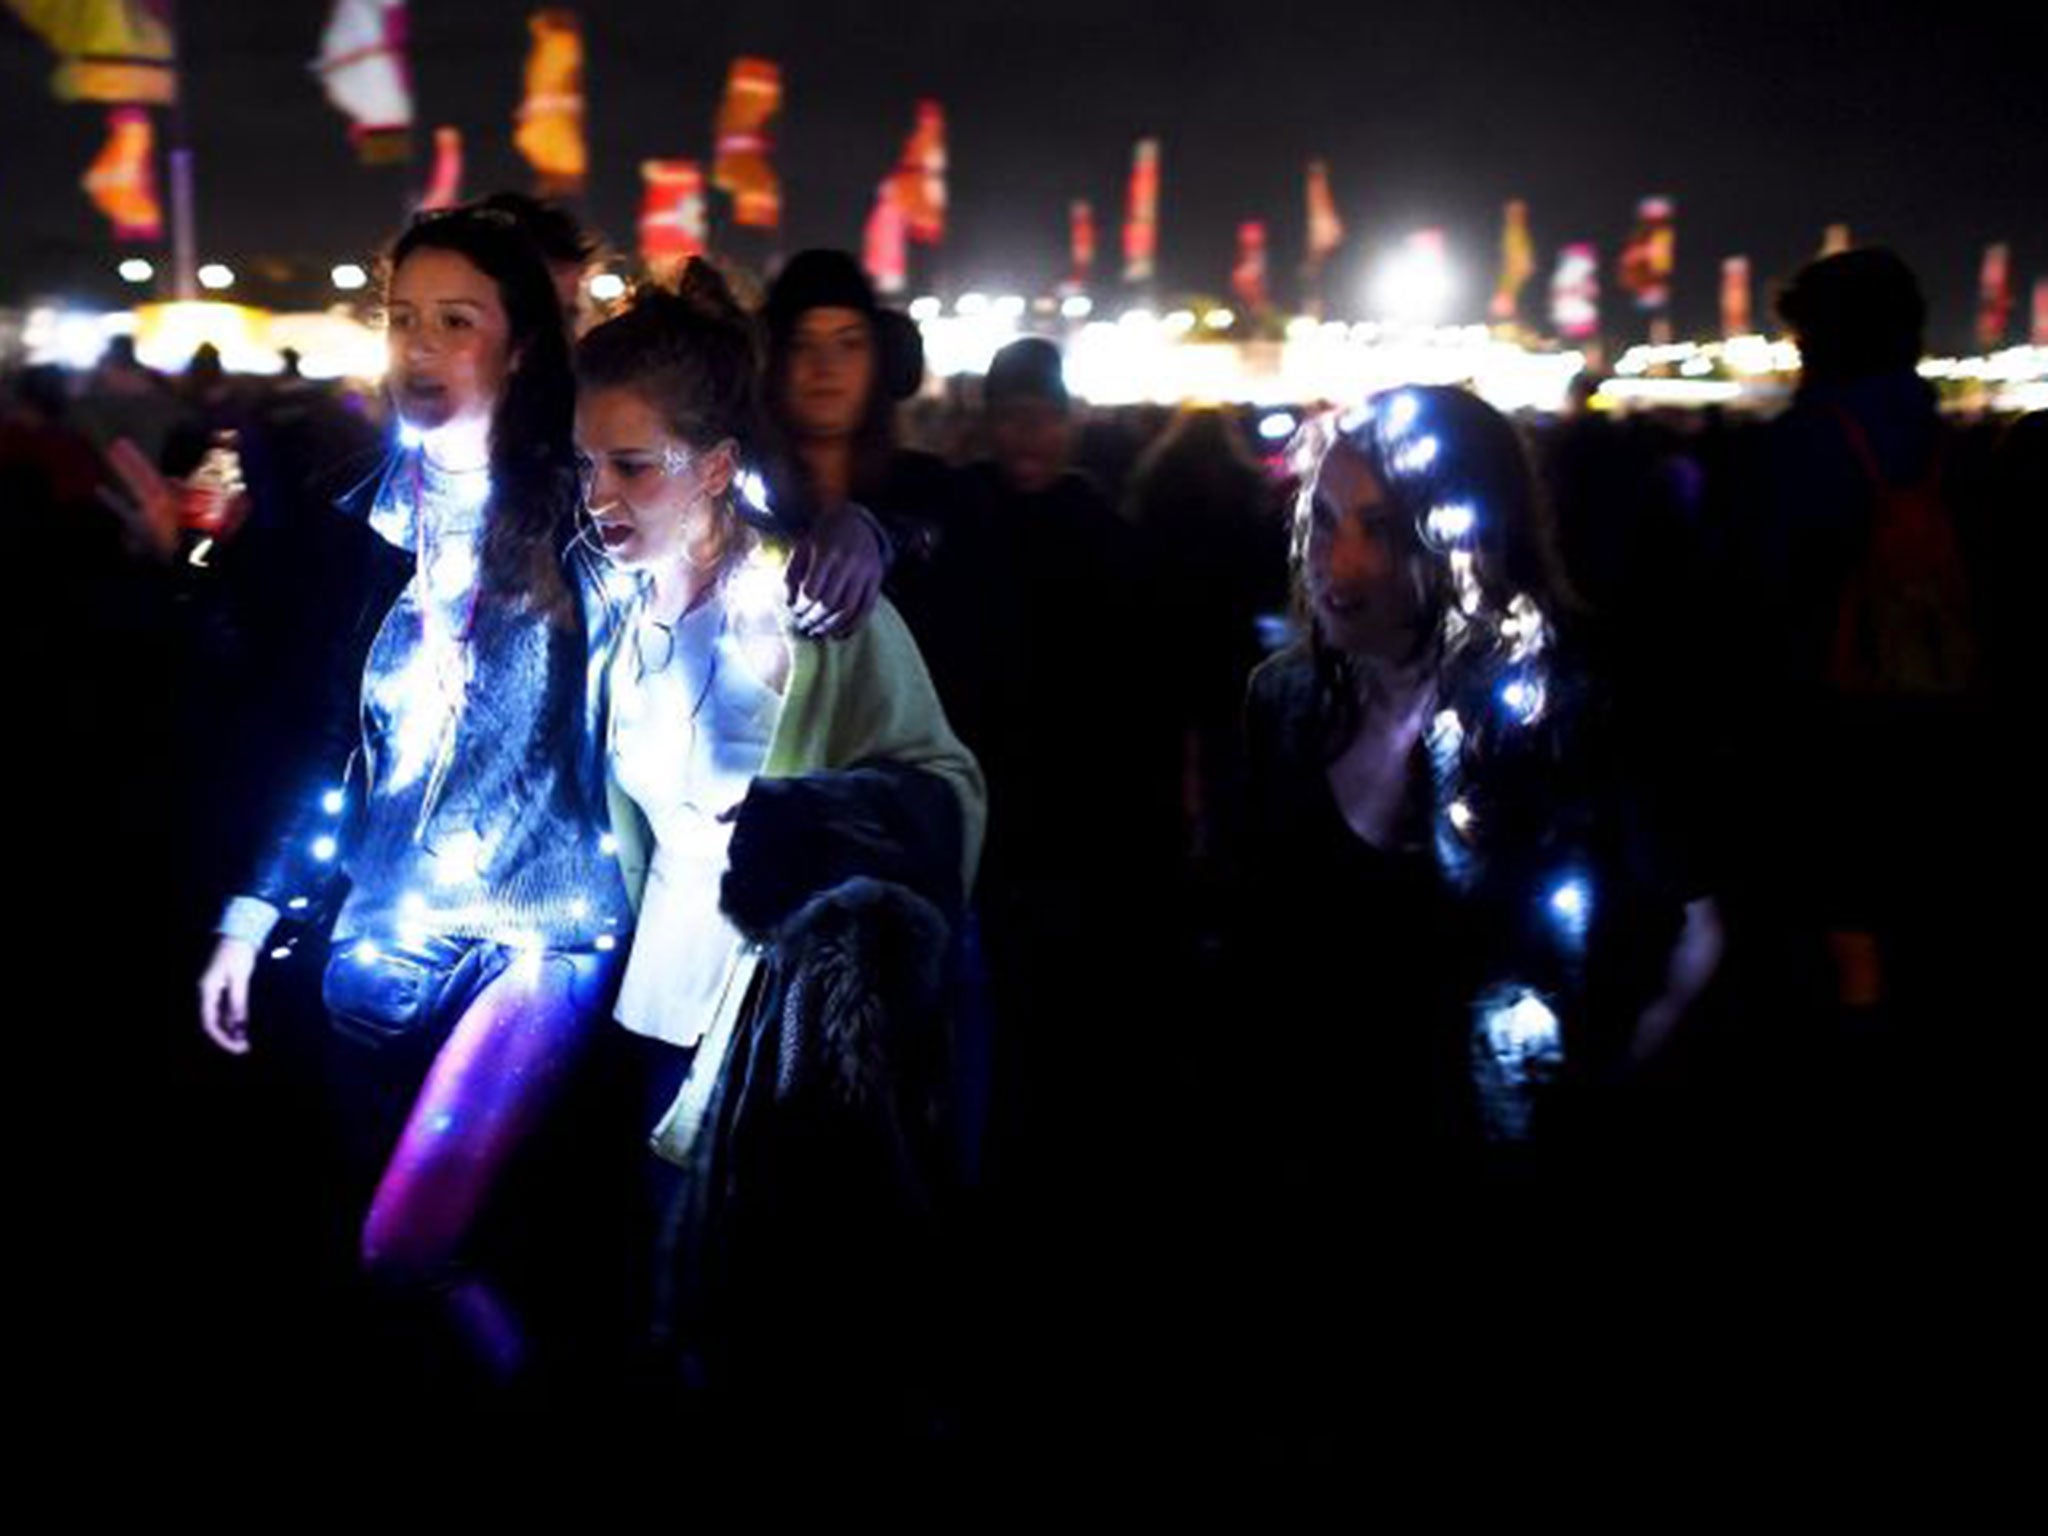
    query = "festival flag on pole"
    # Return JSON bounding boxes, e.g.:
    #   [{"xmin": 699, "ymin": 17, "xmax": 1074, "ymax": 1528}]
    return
[
  {"xmin": 2033, "ymin": 277, "xmax": 2048, "ymax": 346},
  {"xmin": 1618, "ymin": 195, "xmax": 1675, "ymax": 312},
  {"xmin": 1977, "ymin": 243, "xmax": 2013, "ymax": 352},
  {"xmin": 313, "ymin": 0, "xmax": 411, "ymax": 163},
  {"xmin": 81, "ymin": 105, "xmax": 161, "ymax": 239},
  {"xmin": 888, "ymin": 99, "xmax": 946, "ymax": 246},
  {"xmin": 1123, "ymin": 138, "xmax": 1160, "ymax": 285},
  {"xmin": 639, "ymin": 159, "xmax": 706, "ymax": 277},
  {"xmin": 1550, "ymin": 242, "xmax": 1599, "ymax": 340},
  {"xmin": 5, "ymin": 0, "xmax": 176, "ymax": 104},
  {"xmin": 712, "ymin": 57, "xmax": 783, "ymax": 230},
  {"xmin": 1720, "ymin": 255, "xmax": 1752, "ymax": 338},
  {"xmin": 1232, "ymin": 220, "xmax": 1269, "ymax": 313},
  {"xmin": 1069, "ymin": 200, "xmax": 1096, "ymax": 288},
  {"xmin": 863, "ymin": 179, "xmax": 909, "ymax": 296},
  {"xmin": 513, "ymin": 9, "xmax": 585, "ymax": 195},
  {"xmin": 1306, "ymin": 159, "xmax": 1343, "ymax": 265},
  {"xmin": 417, "ymin": 125, "xmax": 463, "ymax": 211},
  {"xmin": 1490, "ymin": 198, "xmax": 1535, "ymax": 322},
  {"xmin": 1821, "ymin": 223, "xmax": 1852, "ymax": 256}
]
